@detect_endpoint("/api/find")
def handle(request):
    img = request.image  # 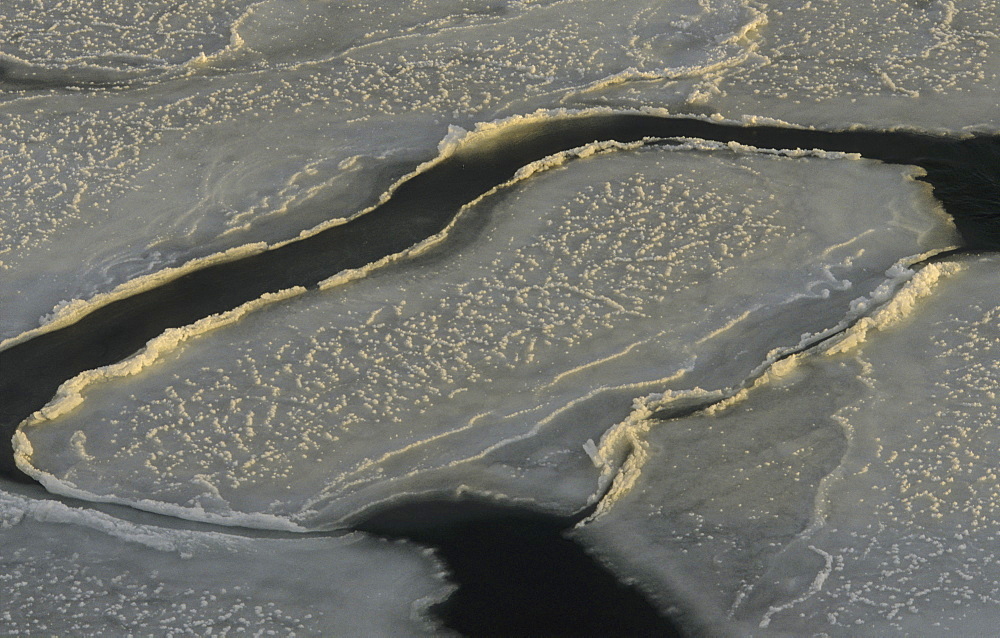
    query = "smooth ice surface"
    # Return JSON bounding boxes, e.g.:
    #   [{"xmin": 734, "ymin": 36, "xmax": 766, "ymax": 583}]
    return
[
  {"xmin": 573, "ymin": 255, "xmax": 1000, "ymax": 635},
  {"xmin": 0, "ymin": 485, "xmax": 450, "ymax": 636},
  {"xmin": 16, "ymin": 142, "xmax": 957, "ymax": 527}
]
